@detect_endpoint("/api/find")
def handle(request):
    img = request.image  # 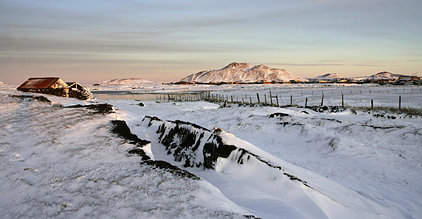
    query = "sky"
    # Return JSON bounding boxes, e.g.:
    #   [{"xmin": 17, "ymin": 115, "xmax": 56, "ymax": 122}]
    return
[{"xmin": 1, "ymin": 0, "xmax": 421, "ymax": 84}]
